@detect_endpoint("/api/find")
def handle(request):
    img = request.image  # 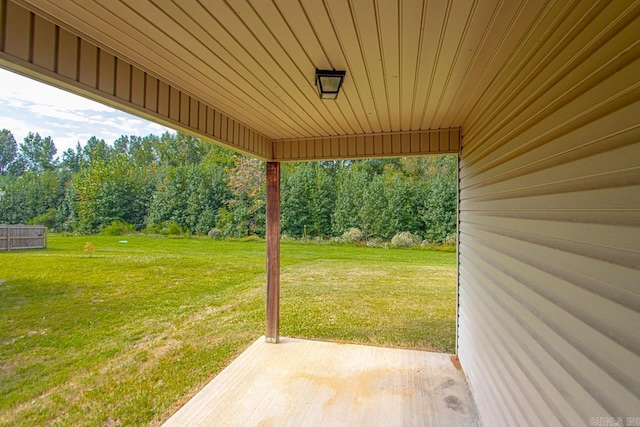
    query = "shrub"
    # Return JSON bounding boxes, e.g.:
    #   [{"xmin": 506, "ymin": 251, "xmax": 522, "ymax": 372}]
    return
[
  {"xmin": 341, "ymin": 227, "xmax": 363, "ymax": 243},
  {"xmin": 83, "ymin": 241, "xmax": 96, "ymax": 256},
  {"xmin": 27, "ymin": 208, "xmax": 57, "ymax": 230},
  {"xmin": 100, "ymin": 220, "xmax": 136, "ymax": 236},
  {"xmin": 366, "ymin": 237, "xmax": 388, "ymax": 248},
  {"xmin": 141, "ymin": 224, "xmax": 162, "ymax": 235},
  {"xmin": 161, "ymin": 221, "xmax": 189, "ymax": 236},
  {"xmin": 391, "ymin": 231, "xmax": 420, "ymax": 248},
  {"xmin": 443, "ymin": 232, "xmax": 457, "ymax": 246},
  {"xmin": 207, "ymin": 228, "xmax": 222, "ymax": 239}
]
